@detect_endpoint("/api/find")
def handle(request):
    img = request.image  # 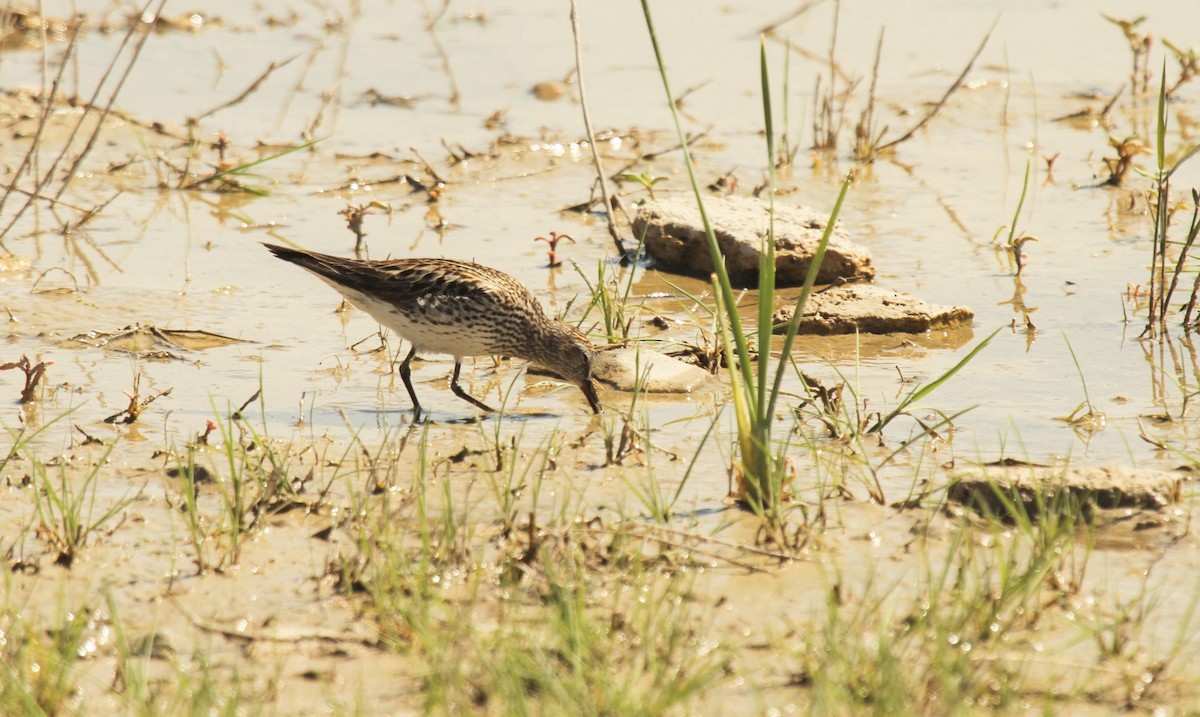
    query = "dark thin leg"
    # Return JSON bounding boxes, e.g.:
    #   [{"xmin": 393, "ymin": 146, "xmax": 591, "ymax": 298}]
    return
[
  {"xmin": 398, "ymin": 345, "xmax": 423, "ymax": 419},
  {"xmin": 449, "ymin": 361, "xmax": 495, "ymax": 412}
]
